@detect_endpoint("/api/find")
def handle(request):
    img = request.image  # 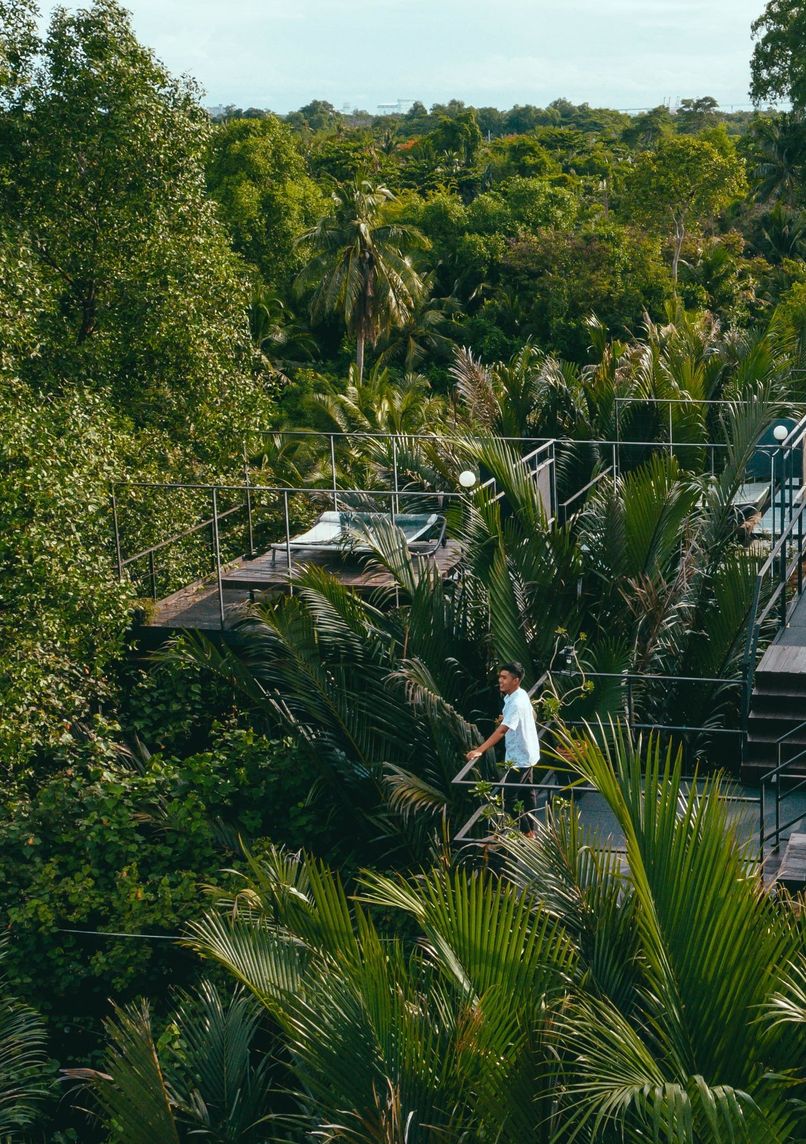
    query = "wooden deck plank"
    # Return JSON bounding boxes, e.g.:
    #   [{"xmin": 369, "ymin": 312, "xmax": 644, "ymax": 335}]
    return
[
  {"xmin": 758, "ymin": 641, "xmax": 806, "ymax": 674},
  {"xmin": 777, "ymin": 832, "xmax": 806, "ymax": 890},
  {"xmin": 220, "ymin": 540, "xmax": 463, "ymax": 591}
]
